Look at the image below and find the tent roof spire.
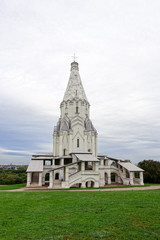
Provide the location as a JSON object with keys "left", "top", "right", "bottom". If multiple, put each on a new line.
{"left": 63, "top": 59, "right": 88, "bottom": 102}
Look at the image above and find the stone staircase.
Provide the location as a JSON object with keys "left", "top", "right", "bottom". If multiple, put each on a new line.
{"left": 68, "top": 171, "right": 82, "bottom": 187}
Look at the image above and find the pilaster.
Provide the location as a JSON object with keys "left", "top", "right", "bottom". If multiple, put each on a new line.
{"left": 38, "top": 172, "right": 43, "bottom": 187}
{"left": 27, "top": 172, "right": 31, "bottom": 187}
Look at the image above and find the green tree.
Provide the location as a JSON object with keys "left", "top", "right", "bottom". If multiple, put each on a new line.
{"left": 138, "top": 160, "right": 160, "bottom": 183}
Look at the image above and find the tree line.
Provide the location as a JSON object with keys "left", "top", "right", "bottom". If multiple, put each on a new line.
{"left": 138, "top": 160, "right": 160, "bottom": 183}
{"left": 0, "top": 168, "right": 27, "bottom": 185}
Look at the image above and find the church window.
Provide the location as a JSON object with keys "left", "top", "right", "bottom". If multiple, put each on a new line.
{"left": 63, "top": 149, "right": 66, "bottom": 156}
{"left": 55, "top": 173, "right": 59, "bottom": 180}
{"left": 55, "top": 159, "right": 60, "bottom": 165}
{"left": 77, "top": 138, "right": 79, "bottom": 148}
{"left": 76, "top": 106, "right": 79, "bottom": 113}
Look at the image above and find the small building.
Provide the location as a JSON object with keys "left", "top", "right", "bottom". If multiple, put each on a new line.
{"left": 27, "top": 60, "right": 144, "bottom": 188}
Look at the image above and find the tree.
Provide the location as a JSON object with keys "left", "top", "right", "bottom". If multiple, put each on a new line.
{"left": 138, "top": 160, "right": 160, "bottom": 183}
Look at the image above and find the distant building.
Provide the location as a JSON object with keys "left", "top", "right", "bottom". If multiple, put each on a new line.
{"left": 0, "top": 164, "right": 27, "bottom": 170}
{"left": 27, "top": 60, "right": 144, "bottom": 188}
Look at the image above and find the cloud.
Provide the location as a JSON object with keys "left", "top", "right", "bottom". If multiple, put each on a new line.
{"left": 0, "top": 0, "right": 160, "bottom": 164}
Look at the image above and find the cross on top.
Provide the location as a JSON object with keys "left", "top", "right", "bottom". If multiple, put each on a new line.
{"left": 72, "top": 53, "right": 77, "bottom": 62}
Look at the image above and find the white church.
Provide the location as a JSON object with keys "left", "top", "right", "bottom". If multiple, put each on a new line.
{"left": 27, "top": 60, "right": 144, "bottom": 188}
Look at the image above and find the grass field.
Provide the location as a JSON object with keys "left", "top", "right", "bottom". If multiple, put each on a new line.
{"left": 1, "top": 183, "right": 160, "bottom": 191}
{"left": 0, "top": 190, "right": 160, "bottom": 240}
{"left": 0, "top": 183, "right": 26, "bottom": 190}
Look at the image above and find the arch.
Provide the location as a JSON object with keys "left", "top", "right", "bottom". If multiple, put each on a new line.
{"left": 111, "top": 172, "right": 118, "bottom": 183}
{"left": 44, "top": 172, "right": 50, "bottom": 186}
{"left": 77, "top": 138, "right": 79, "bottom": 147}
{"left": 85, "top": 178, "right": 96, "bottom": 188}
{"left": 45, "top": 173, "right": 50, "bottom": 181}
{"left": 111, "top": 172, "right": 123, "bottom": 184}
{"left": 104, "top": 172, "right": 108, "bottom": 184}
{"left": 85, "top": 180, "right": 95, "bottom": 188}
{"left": 55, "top": 172, "right": 59, "bottom": 180}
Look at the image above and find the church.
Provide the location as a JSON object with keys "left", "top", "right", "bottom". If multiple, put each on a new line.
{"left": 27, "top": 59, "right": 144, "bottom": 188}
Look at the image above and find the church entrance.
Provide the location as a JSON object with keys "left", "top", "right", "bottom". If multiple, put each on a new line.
{"left": 85, "top": 180, "right": 95, "bottom": 188}
{"left": 111, "top": 172, "right": 118, "bottom": 183}
{"left": 45, "top": 173, "right": 50, "bottom": 186}
{"left": 31, "top": 172, "right": 39, "bottom": 183}
{"left": 111, "top": 172, "right": 123, "bottom": 184}
{"left": 55, "top": 173, "right": 59, "bottom": 180}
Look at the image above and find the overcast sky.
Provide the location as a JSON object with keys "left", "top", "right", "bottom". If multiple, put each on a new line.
{"left": 0, "top": 0, "right": 160, "bottom": 165}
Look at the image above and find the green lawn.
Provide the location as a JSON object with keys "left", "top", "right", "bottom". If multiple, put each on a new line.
{"left": 0, "top": 183, "right": 26, "bottom": 190}
{"left": 0, "top": 190, "right": 160, "bottom": 240}
{"left": 0, "top": 183, "right": 160, "bottom": 191}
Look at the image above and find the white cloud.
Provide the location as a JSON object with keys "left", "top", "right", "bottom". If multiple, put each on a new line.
{"left": 0, "top": 0, "right": 160, "bottom": 164}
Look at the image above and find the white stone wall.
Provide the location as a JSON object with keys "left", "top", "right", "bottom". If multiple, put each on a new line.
{"left": 53, "top": 61, "right": 97, "bottom": 157}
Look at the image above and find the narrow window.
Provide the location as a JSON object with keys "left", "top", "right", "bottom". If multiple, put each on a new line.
{"left": 63, "top": 149, "right": 66, "bottom": 156}
{"left": 76, "top": 90, "right": 77, "bottom": 95}
{"left": 55, "top": 173, "right": 59, "bottom": 180}
{"left": 77, "top": 138, "right": 79, "bottom": 148}
{"left": 76, "top": 106, "right": 78, "bottom": 113}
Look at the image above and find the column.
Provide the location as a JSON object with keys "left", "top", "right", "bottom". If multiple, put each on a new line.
{"left": 81, "top": 162, "right": 85, "bottom": 171}
{"left": 60, "top": 158, "right": 64, "bottom": 166}
{"left": 81, "top": 182, "right": 86, "bottom": 188}
{"left": 140, "top": 172, "right": 144, "bottom": 185}
{"left": 92, "top": 134, "right": 95, "bottom": 156}
{"left": 49, "top": 171, "right": 53, "bottom": 188}
{"left": 53, "top": 133, "right": 57, "bottom": 156}
{"left": 130, "top": 172, "right": 134, "bottom": 185}
{"left": 52, "top": 159, "right": 55, "bottom": 166}
{"left": 100, "top": 159, "right": 103, "bottom": 166}
{"left": 59, "top": 133, "right": 63, "bottom": 156}
{"left": 84, "top": 133, "right": 87, "bottom": 152}
{"left": 108, "top": 172, "right": 111, "bottom": 184}
{"left": 95, "top": 134, "right": 97, "bottom": 156}
{"left": 38, "top": 172, "right": 43, "bottom": 187}
{"left": 95, "top": 162, "right": 99, "bottom": 171}
{"left": 69, "top": 132, "right": 73, "bottom": 154}
{"left": 27, "top": 172, "right": 31, "bottom": 187}
{"left": 64, "top": 167, "right": 69, "bottom": 182}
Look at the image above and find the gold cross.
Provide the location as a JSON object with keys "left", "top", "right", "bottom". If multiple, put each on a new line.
{"left": 72, "top": 53, "right": 77, "bottom": 62}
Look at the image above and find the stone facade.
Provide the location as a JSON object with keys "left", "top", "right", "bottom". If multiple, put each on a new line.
{"left": 27, "top": 61, "right": 144, "bottom": 188}
{"left": 53, "top": 61, "right": 97, "bottom": 157}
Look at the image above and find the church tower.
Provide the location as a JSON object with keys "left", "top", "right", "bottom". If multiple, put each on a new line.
{"left": 53, "top": 60, "right": 97, "bottom": 157}
{"left": 27, "top": 59, "right": 144, "bottom": 188}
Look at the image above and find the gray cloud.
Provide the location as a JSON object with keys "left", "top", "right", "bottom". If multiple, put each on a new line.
{"left": 0, "top": 0, "right": 160, "bottom": 164}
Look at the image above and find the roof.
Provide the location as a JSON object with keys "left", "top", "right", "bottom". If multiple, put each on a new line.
{"left": 63, "top": 62, "right": 88, "bottom": 102}
{"left": 75, "top": 153, "right": 99, "bottom": 162}
{"left": 119, "top": 162, "right": 144, "bottom": 172}
{"left": 32, "top": 157, "right": 53, "bottom": 160}
{"left": 27, "top": 160, "right": 43, "bottom": 172}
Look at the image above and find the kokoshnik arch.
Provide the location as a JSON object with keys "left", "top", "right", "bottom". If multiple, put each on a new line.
{"left": 27, "top": 60, "right": 144, "bottom": 188}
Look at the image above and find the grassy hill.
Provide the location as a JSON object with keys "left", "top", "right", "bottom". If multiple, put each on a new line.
{"left": 0, "top": 190, "right": 160, "bottom": 240}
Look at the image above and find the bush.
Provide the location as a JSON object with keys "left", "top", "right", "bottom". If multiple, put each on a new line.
{"left": 0, "top": 168, "right": 27, "bottom": 185}
{"left": 138, "top": 160, "right": 160, "bottom": 183}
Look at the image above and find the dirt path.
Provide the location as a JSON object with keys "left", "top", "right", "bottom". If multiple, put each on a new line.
{"left": 1, "top": 185, "right": 160, "bottom": 192}
{"left": 69, "top": 185, "right": 160, "bottom": 192}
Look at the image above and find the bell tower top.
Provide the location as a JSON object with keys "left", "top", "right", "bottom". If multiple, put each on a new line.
{"left": 63, "top": 60, "right": 88, "bottom": 102}
{"left": 70, "top": 61, "right": 79, "bottom": 71}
